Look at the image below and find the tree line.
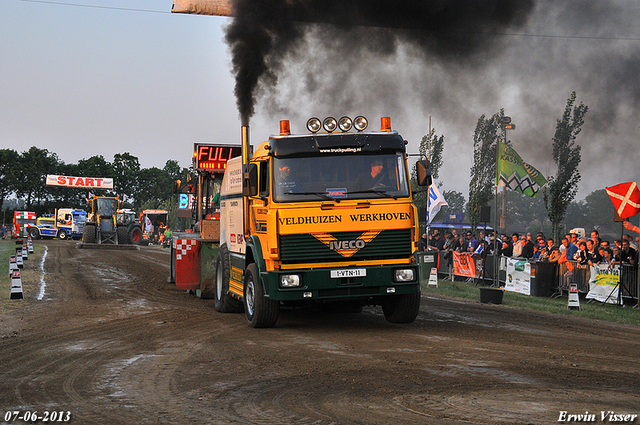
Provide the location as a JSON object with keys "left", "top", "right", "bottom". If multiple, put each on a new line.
{"left": 413, "top": 91, "right": 624, "bottom": 240}
{"left": 0, "top": 147, "right": 190, "bottom": 222}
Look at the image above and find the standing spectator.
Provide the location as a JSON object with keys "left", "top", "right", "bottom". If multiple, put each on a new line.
{"left": 465, "top": 232, "right": 478, "bottom": 252}
{"left": 522, "top": 236, "right": 535, "bottom": 259}
{"left": 624, "top": 234, "right": 638, "bottom": 250}
{"left": 1, "top": 224, "right": 5, "bottom": 239}
{"left": 590, "top": 230, "right": 602, "bottom": 249}
{"left": 500, "top": 234, "right": 513, "bottom": 257}
{"left": 612, "top": 246, "right": 622, "bottom": 264}
{"left": 430, "top": 231, "right": 446, "bottom": 251}
{"left": 601, "top": 248, "right": 614, "bottom": 265}
{"left": 620, "top": 240, "right": 637, "bottom": 266}
{"left": 418, "top": 233, "right": 428, "bottom": 251}
{"left": 586, "top": 239, "right": 602, "bottom": 266}
{"left": 573, "top": 241, "right": 589, "bottom": 266}
{"left": 560, "top": 237, "right": 579, "bottom": 259}
{"left": 512, "top": 233, "right": 523, "bottom": 257}
{"left": 547, "top": 238, "right": 556, "bottom": 251}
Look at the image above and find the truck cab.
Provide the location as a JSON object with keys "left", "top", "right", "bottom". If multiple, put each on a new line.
{"left": 218, "top": 116, "right": 422, "bottom": 327}
{"left": 56, "top": 208, "right": 87, "bottom": 240}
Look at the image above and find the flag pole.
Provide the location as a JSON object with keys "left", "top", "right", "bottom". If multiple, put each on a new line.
{"left": 493, "top": 131, "right": 501, "bottom": 288}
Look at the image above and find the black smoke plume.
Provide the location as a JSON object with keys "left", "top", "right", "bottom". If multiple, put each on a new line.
{"left": 224, "top": 0, "right": 535, "bottom": 125}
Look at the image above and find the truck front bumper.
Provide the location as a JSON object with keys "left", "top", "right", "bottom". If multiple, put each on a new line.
{"left": 264, "top": 263, "right": 419, "bottom": 301}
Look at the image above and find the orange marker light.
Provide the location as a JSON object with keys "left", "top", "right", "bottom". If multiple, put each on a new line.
{"left": 280, "top": 120, "right": 291, "bottom": 135}
{"left": 381, "top": 117, "right": 392, "bottom": 132}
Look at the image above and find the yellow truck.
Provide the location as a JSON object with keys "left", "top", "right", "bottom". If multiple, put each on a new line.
{"left": 216, "top": 116, "right": 424, "bottom": 327}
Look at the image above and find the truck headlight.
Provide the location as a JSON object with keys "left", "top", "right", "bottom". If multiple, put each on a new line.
{"left": 280, "top": 274, "right": 301, "bottom": 288}
{"left": 394, "top": 268, "right": 415, "bottom": 282}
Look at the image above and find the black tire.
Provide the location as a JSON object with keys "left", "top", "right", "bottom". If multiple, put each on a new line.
{"left": 83, "top": 223, "right": 97, "bottom": 244}
{"left": 244, "top": 263, "right": 279, "bottom": 328}
{"left": 213, "top": 245, "right": 243, "bottom": 312}
{"left": 57, "top": 229, "right": 68, "bottom": 240}
{"left": 382, "top": 291, "right": 421, "bottom": 324}
{"left": 117, "top": 225, "right": 129, "bottom": 245}
{"left": 29, "top": 228, "right": 40, "bottom": 239}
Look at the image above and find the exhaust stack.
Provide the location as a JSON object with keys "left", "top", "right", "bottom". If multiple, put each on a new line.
{"left": 241, "top": 125, "right": 251, "bottom": 237}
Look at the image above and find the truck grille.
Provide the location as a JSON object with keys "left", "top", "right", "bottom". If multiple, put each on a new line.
{"left": 279, "top": 229, "right": 412, "bottom": 264}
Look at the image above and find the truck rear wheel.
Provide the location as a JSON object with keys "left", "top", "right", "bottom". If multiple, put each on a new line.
{"left": 382, "top": 291, "right": 421, "bottom": 324}
{"left": 244, "top": 263, "right": 279, "bottom": 328}
{"left": 214, "top": 245, "right": 243, "bottom": 312}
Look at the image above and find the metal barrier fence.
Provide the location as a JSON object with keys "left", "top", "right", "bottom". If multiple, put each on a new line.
{"left": 435, "top": 250, "right": 639, "bottom": 302}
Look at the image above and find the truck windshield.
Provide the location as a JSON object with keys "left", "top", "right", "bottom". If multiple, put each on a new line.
{"left": 73, "top": 213, "right": 87, "bottom": 223}
{"left": 273, "top": 153, "right": 410, "bottom": 202}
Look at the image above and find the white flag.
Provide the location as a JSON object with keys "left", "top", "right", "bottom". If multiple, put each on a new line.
{"left": 427, "top": 186, "right": 448, "bottom": 225}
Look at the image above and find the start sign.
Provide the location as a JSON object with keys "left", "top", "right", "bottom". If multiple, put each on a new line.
{"left": 46, "top": 175, "right": 114, "bottom": 189}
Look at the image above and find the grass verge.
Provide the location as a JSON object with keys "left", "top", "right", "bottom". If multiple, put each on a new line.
{"left": 423, "top": 278, "right": 640, "bottom": 327}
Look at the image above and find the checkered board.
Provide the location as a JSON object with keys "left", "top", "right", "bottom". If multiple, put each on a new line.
{"left": 175, "top": 239, "right": 198, "bottom": 261}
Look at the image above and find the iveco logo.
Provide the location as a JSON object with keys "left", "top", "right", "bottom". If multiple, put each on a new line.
{"left": 312, "top": 231, "right": 381, "bottom": 258}
{"left": 329, "top": 239, "right": 366, "bottom": 251}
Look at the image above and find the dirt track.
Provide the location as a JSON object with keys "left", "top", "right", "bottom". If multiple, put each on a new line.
{"left": 1, "top": 239, "right": 639, "bottom": 425}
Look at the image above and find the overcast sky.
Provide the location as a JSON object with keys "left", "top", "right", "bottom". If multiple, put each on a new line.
{"left": 2, "top": 0, "right": 639, "bottom": 201}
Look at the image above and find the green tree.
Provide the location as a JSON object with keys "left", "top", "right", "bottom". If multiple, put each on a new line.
{"left": 0, "top": 149, "right": 19, "bottom": 212}
{"left": 16, "top": 147, "right": 60, "bottom": 211}
{"left": 413, "top": 128, "right": 445, "bottom": 226}
{"left": 543, "top": 92, "right": 587, "bottom": 242}
{"left": 433, "top": 190, "right": 466, "bottom": 222}
{"left": 468, "top": 110, "right": 503, "bottom": 231}
{"left": 113, "top": 153, "right": 141, "bottom": 203}
{"left": 136, "top": 166, "right": 172, "bottom": 209}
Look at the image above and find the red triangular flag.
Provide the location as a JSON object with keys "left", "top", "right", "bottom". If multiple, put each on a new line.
{"left": 606, "top": 182, "right": 640, "bottom": 219}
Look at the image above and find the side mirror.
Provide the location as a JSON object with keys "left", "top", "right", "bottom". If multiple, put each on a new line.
{"left": 416, "top": 160, "right": 432, "bottom": 186}
{"left": 243, "top": 163, "right": 258, "bottom": 197}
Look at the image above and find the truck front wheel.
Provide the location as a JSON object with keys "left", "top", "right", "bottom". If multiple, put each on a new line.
{"left": 243, "top": 263, "right": 279, "bottom": 328}
{"left": 382, "top": 291, "right": 421, "bottom": 324}
{"left": 29, "top": 228, "right": 40, "bottom": 239}
{"left": 214, "top": 245, "right": 243, "bottom": 312}
{"left": 57, "top": 229, "right": 68, "bottom": 240}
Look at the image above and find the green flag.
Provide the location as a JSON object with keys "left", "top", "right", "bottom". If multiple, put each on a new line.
{"left": 496, "top": 141, "right": 547, "bottom": 197}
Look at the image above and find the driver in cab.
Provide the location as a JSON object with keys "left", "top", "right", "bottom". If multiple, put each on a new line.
{"left": 276, "top": 164, "right": 300, "bottom": 197}
{"left": 358, "top": 159, "right": 390, "bottom": 190}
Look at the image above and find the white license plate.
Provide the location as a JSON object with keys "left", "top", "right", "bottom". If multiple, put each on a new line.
{"left": 330, "top": 268, "right": 367, "bottom": 278}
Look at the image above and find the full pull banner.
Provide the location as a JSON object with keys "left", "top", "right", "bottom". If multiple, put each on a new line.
{"left": 46, "top": 175, "right": 114, "bottom": 189}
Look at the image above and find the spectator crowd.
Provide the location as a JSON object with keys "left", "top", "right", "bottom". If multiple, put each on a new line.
{"left": 420, "top": 224, "right": 640, "bottom": 269}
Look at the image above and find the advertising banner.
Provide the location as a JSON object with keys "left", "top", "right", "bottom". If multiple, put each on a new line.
{"left": 452, "top": 252, "right": 482, "bottom": 279}
{"left": 586, "top": 264, "right": 620, "bottom": 304}
{"left": 505, "top": 258, "right": 531, "bottom": 295}
{"left": 46, "top": 175, "right": 113, "bottom": 189}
